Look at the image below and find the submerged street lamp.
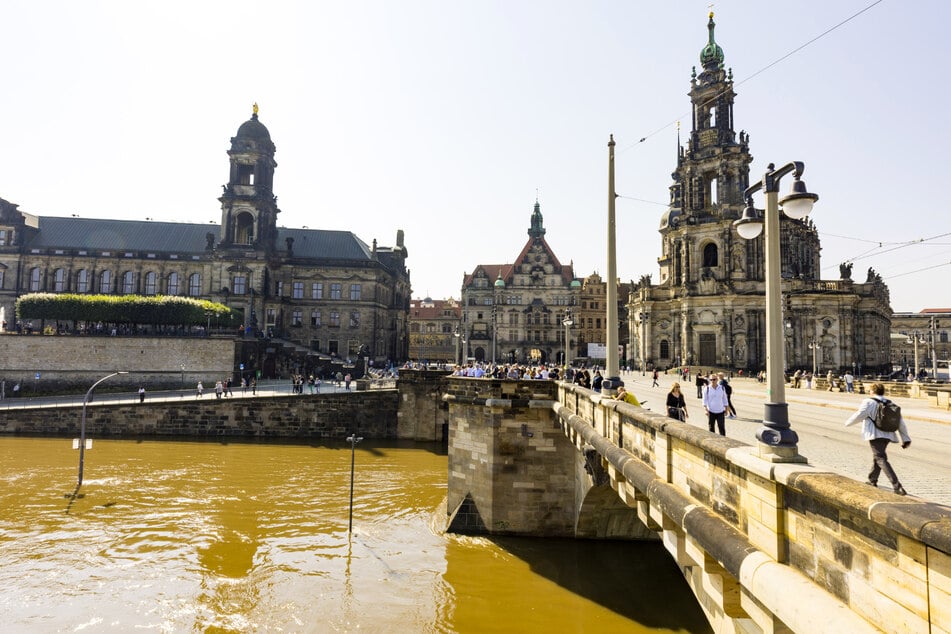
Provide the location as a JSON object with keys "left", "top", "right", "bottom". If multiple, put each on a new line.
{"left": 76, "top": 371, "right": 128, "bottom": 489}
{"left": 734, "top": 161, "right": 818, "bottom": 462}
{"left": 346, "top": 433, "right": 363, "bottom": 533}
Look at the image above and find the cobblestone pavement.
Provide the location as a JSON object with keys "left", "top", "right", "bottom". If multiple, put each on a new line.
{"left": 619, "top": 371, "right": 951, "bottom": 507}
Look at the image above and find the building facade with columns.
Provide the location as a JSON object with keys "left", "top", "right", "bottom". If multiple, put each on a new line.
{"left": 627, "top": 15, "right": 892, "bottom": 375}
{"left": 461, "top": 201, "right": 580, "bottom": 365}
{"left": 0, "top": 108, "right": 411, "bottom": 367}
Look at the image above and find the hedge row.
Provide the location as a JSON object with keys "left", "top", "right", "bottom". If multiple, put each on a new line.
{"left": 15, "top": 293, "right": 235, "bottom": 326}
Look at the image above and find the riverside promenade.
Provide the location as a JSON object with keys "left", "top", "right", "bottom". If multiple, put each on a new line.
{"left": 619, "top": 370, "right": 951, "bottom": 506}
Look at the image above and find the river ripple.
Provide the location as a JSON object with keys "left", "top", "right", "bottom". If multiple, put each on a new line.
{"left": 0, "top": 437, "right": 710, "bottom": 633}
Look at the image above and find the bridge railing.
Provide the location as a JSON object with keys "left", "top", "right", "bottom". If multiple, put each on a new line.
{"left": 555, "top": 381, "right": 951, "bottom": 634}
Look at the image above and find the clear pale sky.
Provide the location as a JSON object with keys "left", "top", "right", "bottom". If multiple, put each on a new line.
{"left": 2, "top": 1, "right": 946, "bottom": 313}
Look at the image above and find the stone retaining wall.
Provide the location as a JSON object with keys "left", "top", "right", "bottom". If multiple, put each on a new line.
{"left": 0, "top": 391, "right": 398, "bottom": 439}
{"left": 0, "top": 334, "right": 236, "bottom": 391}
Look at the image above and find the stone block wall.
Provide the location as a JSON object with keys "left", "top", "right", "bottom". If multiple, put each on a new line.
{"left": 444, "top": 377, "right": 577, "bottom": 537}
{"left": 0, "top": 391, "right": 398, "bottom": 439}
{"left": 0, "top": 334, "right": 235, "bottom": 391}
{"left": 395, "top": 368, "right": 452, "bottom": 440}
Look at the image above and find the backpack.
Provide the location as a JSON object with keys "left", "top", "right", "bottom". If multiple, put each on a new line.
{"left": 873, "top": 398, "right": 902, "bottom": 432}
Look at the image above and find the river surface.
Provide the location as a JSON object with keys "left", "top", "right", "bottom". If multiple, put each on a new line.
{"left": 0, "top": 437, "right": 710, "bottom": 633}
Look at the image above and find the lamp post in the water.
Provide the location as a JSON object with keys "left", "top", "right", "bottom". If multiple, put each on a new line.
{"left": 77, "top": 371, "right": 128, "bottom": 488}
{"left": 346, "top": 433, "right": 363, "bottom": 533}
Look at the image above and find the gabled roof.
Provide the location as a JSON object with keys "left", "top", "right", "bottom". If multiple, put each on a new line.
{"left": 462, "top": 263, "right": 514, "bottom": 288}
{"left": 509, "top": 236, "right": 575, "bottom": 285}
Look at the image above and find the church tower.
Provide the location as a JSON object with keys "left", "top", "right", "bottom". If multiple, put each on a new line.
{"left": 218, "top": 104, "right": 280, "bottom": 252}
{"left": 629, "top": 13, "right": 889, "bottom": 375}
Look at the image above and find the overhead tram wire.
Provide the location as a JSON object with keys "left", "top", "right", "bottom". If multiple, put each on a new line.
{"left": 617, "top": 0, "right": 886, "bottom": 154}
{"left": 836, "top": 232, "right": 951, "bottom": 266}
{"left": 886, "top": 260, "right": 951, "bottom": 280}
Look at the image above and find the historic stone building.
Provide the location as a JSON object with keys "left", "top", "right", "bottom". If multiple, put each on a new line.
{"left": 0, "top": 107, "right": 411, "bottom": 370}
{"left": 461, "top": 200, "right": 580, "bottom": 365}
{"left": 628, "top": 15, "right": 892, "bottom": 375}
{"left": 576, "top": 272, "right": 631, "bottom": 366}
{"left": 891, "top": 309, "right": 951, "bottom": 378}
{"left": 408, "top": 296, "right": 462, "bottom": 364}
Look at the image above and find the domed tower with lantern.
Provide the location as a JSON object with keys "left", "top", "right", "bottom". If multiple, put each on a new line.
{"left": 218, "top": 103, "right": 280, "bottom": 253}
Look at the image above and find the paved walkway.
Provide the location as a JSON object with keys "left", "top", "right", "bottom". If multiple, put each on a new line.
{"left": 619, "top": 371, "right": 951, "bottom": 507}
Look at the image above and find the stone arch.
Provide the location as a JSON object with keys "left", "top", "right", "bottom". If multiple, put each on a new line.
{"left": 575, "top": 483, "right": 656, "bottom": 540}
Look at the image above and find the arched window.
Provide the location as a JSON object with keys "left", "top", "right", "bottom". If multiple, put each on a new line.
{"left": 122, "top": 271, "right": 135, "bottom": 294}
{"left": 167, "top": 272, "right": 180, "bottom": 295}
{"left": 29, "top": 267, "right": 41, "bottom": 292}
{"left": 144, "top": 272, "right": 157, "bottom": 295}
{"left": 660, "top": 339, "right": 670, "bottom": 359}
{"left": 188, "top": 273, "right": 202, "bottom": 296}
{"left": 53, "top": 268, "right": 66, "bottom": 292}
{"left": 99, "top": 270, "right": 112, "bottom": 294}
{"left": 235, "top": 212, "right": 255, "bottom": 245}
{"left": 702, "top": 243, "right": 719, "bottom": 268}
{"left": 76, "top": 269, "right": 89, "bottom": 293}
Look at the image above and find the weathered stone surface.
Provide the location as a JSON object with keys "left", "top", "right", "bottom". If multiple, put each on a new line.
{"left": 0, "top": 391, "right": 398, "bottom": 438}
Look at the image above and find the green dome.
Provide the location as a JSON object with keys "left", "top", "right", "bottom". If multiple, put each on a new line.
{"left": 570, "top": 280, "right": 581, "bottom": 288}
{"left": 494, "top": 276, "right": 506, "bottom": 288}
{"left": 699, "top": 12, "right": 724, "bottom": 70}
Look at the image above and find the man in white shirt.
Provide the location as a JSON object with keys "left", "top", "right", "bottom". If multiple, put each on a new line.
{"left": 701, "top": 375, "right": 730, "bottom": 436}
{"left": 845, "top": 382, "right": 911, "bottom": 495}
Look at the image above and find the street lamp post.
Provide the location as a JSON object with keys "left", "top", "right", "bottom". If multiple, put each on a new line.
{"left": 808, "top": 339, "right": 819, "bottom": 379}
{"left": 907, "top": 331, "right": 924, "bottom": 380}
{"left": 562, "top": 309, "right": 574, "bottom": 370}
{"left": 453, "top": 327, "right": 461, "bottom": 366}
{"left": 346, "top": 432, "right": 363, "bottom": 533}
{"left": 734, "top": 161, "right": 818, "bottom": 462}
{"left": 930, "top": 316, "right": 939, "bottom": 380}
{"left": 604, "top": 135, "right": 620, "bottom": 391}
{"left": 77, "top": 371, "right": 128, "bottom": 489}
{"left": 638, "top": 312, "right": 649, "bottom": 376}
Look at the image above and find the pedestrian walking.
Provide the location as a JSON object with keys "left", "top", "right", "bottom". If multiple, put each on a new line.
{"left": 702, "top": 375, "right": 729, "bottom": 436}
{"left": 718, "top": 372, "right": 737, "bottom": 418}
{"left": 844, "top": 383, "right": 911, "bottom": 495}
{"left": 695, "top": 371, "right": 708, "bottom": 399}
{"left": 196, "top": 381, "right": 204, "bottom": 398}
{"left": 250, "top": 377, "right": 256, "bottom": 395}
{"left": 844, "top": 371, "right": 855, "bottom": 393}
{"left": 138, "top": 386, "right": 146, "bottom": 403}
{"left": 652, "top": 369, "right": 660, "bottom": 388}
{"left": 666, "top": 382, "right": 687, "bottom": 421}
{"left": 344, "top": 373, "right": 352, "bottom": 391}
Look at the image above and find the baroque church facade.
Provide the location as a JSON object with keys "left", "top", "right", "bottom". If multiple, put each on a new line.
{"left": 461, "top": 200, "right": 579, "bottom": 365}
{"left": 628, "top": 15, "right": 892, "bottom": 375}
{"left": 0, "top": 107, "right": 411, "bottom": 367}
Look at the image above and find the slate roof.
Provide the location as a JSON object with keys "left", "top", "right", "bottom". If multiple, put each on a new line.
{"left": 24, "top": 216, "right": 375, "bottom": 262}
